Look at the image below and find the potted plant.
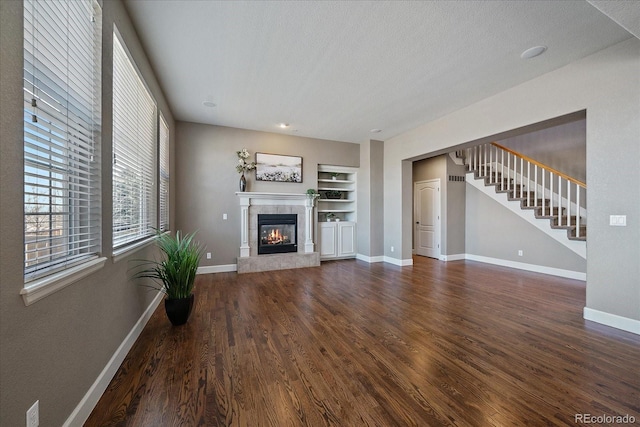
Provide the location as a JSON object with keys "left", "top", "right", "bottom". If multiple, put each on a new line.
{"left": 306, "top": 188, "right": 319, "bottom": 198}
{"left": 326, "top": 213, "right": 336, "bottom": 222}
{"left": 325, "top": 190, "right": 342, "bottom": 199}
{"left": 132, "top": 230, "right": 205, "bottom": 326}
{"left": 330, "top": 172, "right": 340, "bottom": 180}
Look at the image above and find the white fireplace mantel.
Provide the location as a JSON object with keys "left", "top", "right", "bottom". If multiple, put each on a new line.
{"left": 235, "top": 192, "right": 317, "bottom": 257}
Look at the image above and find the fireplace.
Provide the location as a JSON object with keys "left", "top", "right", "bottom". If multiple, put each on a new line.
{"left": 258, "top": 214, "right": 298, "bottom": 254}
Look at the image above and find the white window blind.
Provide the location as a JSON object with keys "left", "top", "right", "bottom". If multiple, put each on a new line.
{"left": 23, "top": 0, "right": 102, "bottom": 280}
{"left": 112, "top": 33, "right": 157, "bottom": 248}
{"left": 159, "top": 115, "right": 170, "bottom": 232}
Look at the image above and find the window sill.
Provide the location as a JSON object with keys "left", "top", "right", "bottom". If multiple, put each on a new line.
{"left": 21, "top": 257, "right": 107, "bottom": 306}
{"left": 112, "top": 234, "right": 160, "bottom": 263}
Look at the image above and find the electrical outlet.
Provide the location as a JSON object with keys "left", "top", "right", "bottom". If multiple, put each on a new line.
{"left": 206, "top": 252, "right": 212, "bottom": 260}
{"left": 518, "top": 250, "right": 523, "bottom": 256}
{"left": 26, "top": 400, "right": 39, "bottom": 427}
{"left": 223, "top": 213, "right": 228, "bottom": 220}
{"left": 390, "top": 246, "right": 394, "bottom": 253}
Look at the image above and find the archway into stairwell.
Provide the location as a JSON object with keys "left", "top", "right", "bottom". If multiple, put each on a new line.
{"left": 407, "top": 110, "right": 587, "bottom": 272}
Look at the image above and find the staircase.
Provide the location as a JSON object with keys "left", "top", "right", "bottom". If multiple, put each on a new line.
{"left": 461, "top": 142, "right": 587, "bottom": 244}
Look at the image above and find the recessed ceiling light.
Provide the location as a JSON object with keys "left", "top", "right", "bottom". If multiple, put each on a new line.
{"left": 279, "top": 123, "right": 289, "bottom": 128}
{"left": 202, "top": 101, "right": 216, "bottom": 107}
{"left": 370, "top": 129, "right": 382, "bottom": 133}
{"left": 520, "top": 46, "right": 547, "bottom": 59}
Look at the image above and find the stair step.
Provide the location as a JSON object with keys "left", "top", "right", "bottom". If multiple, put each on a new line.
{"left": 551, "top": 216, "right": 582, "bottom": 227}
{"left": 521, "top": 199, "right": 550, "bottom": 208}
{"left": 472, "top": 166, "right": 586, "bottom": 242}
{"left": 569, "top": 226, "right": 587, "bottom": 241}
{"left": 536, "top": 206, "right": 566, "bottom": 216}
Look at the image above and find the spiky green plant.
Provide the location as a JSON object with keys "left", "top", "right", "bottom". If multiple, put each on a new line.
{"left": 131, "top": 230, "right": 205, "bottom": 300}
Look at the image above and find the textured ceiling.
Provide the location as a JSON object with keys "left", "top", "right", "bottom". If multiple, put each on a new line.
{"left": 123, "top": 1, "right": 633, "bottom": 144}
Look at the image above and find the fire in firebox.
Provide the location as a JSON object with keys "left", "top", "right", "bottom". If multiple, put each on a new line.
{"left": 261, "top": 228, "right": 291, "bottom": 245}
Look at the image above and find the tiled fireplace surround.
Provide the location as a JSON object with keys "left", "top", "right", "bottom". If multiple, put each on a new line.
{"left": 235, "top": 192, "right": 320, "bottom": 273}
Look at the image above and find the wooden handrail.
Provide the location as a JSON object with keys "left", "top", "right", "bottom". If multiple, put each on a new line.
{"left": 491, "top": 142, "right": 586, "bottom": 188}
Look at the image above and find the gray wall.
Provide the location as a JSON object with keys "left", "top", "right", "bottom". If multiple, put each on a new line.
{"left": 174, "top": 122, "right": 359, "bottom": 266}
{"left": 0, "top": 1, "right": 175, "bottom": 425}
{"left": 384, "top": 38, "right": 640, "bottom": 323}
{"left": 356, "top": 139, "right": 384, "bottom": 259}
{"left": 446, "top": 155, "right": 467, "bottom": 255}
{"left": 465, "top": 185, "right": 586, "bottom": 272}
{"left": 499, "top": 117, "right": 586, "bottom": 183}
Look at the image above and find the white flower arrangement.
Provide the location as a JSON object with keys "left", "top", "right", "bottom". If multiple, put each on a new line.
{"left": 235, "top": 148, "right": 256, "bottom": 174}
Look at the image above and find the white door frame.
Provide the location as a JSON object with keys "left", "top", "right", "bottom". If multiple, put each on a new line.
{"left": 414, "top": 179, "right": 441, "bottom": 259}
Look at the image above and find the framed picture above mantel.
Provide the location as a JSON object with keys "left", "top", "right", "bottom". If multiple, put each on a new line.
{"left": 255, "top": 152, "right": 303, "bottom": 183}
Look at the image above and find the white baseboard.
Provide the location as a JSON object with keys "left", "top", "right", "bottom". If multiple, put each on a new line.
{"left": 465, "top": 254, "right": 586, "bottom": 281}
{"left": 356, "top": 254, "right": 385, "bottom": 263}
{"left": 197, "top": 264, "right": 237, "bottom": 274}
{"left": 63, "top": 291, "right": 164, "bottom": 427}
{"left": 584, "top": 307, "right": 640, "bottom": 335}
{"left": 441, "top": 253, "right": 466, "bottom": 261}
{"left": 383, "top": 256, "right": 414, "bottom": 266}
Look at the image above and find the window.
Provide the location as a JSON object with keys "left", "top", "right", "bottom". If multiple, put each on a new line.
{"left": 159, "top": 115, "right": 170, "bottom": 232}
{"left": 23, "top": 0, "right": 102, "bottom": 281}
{"left": 112, "top": 32, "right": 157, "bottom": 249}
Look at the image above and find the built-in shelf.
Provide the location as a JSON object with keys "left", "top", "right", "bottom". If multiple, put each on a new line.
{"left": 317, "top": 165, "right": 357, "bottom": 260}
{"left": 318, "top": 179, "right": 355, "bottom": 184}
{"left": 317, "top": 187, "right": 355, "bottom": 192}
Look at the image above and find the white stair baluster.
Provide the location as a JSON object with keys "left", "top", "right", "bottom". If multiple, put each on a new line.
{"left": 520, "top": 157, "right": 524, "bottom": 198}
{"left": 549, "top": 172, "right": 554, "bottom": 217}
{"left": 567, "top": 179, "right": 571, "bottom": 227}
{"left": 501, "top": 149, "right": 504, "bottom": 191}
{"left": 534, "top": 164, "right": 538, "bottom": 208}
{"left": 507, "top": 152, "right": 511, "bottom": 192}
{"left": 576, "top": 185, "right": 581, "bottom": 238}
{"left": 558, "top": 176, "right": 563, "bottom": 226}
{"left": 527, "top": 161, "right": 531, "bottom": 206}
{"left": 541, "top": 168, "right": 545, "bottom": 213}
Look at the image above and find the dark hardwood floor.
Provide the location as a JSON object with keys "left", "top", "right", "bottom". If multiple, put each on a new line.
{"left": 85, "top": 257, "right": 640, "bottom": 426}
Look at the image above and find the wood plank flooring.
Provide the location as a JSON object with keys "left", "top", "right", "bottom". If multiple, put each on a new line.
{"left": 85, "top": 257, "right": 640, "bottom": 426}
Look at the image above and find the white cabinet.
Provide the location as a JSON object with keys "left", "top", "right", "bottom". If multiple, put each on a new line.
{"left": 319, "top": 221, "right": 356, "bottom": 260}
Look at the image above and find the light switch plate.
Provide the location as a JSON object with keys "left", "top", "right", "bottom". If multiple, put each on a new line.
{"left": 609, "top": 215, "right": 627, "bottom": 226}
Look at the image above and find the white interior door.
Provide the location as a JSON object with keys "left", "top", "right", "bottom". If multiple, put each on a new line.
{"left": 414, "top": 179, "right": 440, "bottom": 259}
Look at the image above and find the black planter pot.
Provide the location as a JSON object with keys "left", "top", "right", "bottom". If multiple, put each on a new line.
{"left": 164, "top": 294, "right": 194, "bottom": 326}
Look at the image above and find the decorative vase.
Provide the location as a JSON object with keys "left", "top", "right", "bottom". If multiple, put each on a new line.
{"left": 239, "top": 173, "right": 247, "bottom": 192}
{"left": 165, "top": 294, "right": 194, "bottom": 326}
